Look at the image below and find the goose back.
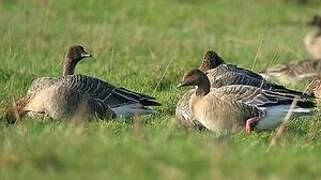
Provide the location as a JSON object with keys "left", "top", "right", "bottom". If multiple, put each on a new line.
{"left": 23, "top": 77, "right": 116, "bottom": 120}
{"left": 206, "top": 65, "right": 309, "bottom": 97}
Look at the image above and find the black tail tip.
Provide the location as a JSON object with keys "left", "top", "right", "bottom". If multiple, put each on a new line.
{"left": 142, "top": 101, "right": 161, "bottom": 106}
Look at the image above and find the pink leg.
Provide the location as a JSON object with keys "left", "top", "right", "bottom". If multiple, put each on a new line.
{"left": 245, "top": 117, "right": 260, "bottom": 133}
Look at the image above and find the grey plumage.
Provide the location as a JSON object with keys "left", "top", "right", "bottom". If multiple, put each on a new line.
{"left": 7, "top": 46, "right": 160, "bottom": 122}
{"left": 204, "top": 59, "right": 307, "bottom": 96}
{"left": 23, "top": 76, "right": 116, "bottom": 119}
{"left": 260, "top": 59, "right": 321, "bottom": 83}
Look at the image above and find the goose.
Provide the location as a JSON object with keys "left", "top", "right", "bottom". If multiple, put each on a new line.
{"left": 177, "top": 69, "right": 315, "bottom": 133}
{"left": 6, "top": 46, "right": 160, "bottom": 122}
{"left": 175, "top": 50, "right": 313, "bottom": 128}
{"left": 304, "top": 15, "right": 321, "bottom": 58}
{"left": 259, "top": 59, "right": 321, "bottom": 84}
{"left": 200, "top": 50, "right": 308, "bottom": 96}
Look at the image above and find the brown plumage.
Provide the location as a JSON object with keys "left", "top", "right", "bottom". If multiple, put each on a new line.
{"left": 177, "top": 69, "right": 315, "bottom": 133}
{"left": 198, "top": 50, "right": 225, "bottom": 72}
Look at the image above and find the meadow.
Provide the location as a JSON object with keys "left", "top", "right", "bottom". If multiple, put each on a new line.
{"left": 1, "top": 0, "right": 321, "bottom": 179}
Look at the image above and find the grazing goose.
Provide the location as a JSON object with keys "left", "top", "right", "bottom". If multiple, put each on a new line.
{"left": 259, "top": 59, "right": 321, "bottom": 84}
{"left": 304, "top": 15, "right": 321, "bottom": 58}
{"left": 6, "top": 46, "right": 160, "bottom": 122}
{"left": 177, "top": 69, "right": 315, "bottom": 133}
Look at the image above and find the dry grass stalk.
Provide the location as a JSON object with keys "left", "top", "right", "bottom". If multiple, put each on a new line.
{"left": 268, "top": 98, "right": 298, "bottom": 150}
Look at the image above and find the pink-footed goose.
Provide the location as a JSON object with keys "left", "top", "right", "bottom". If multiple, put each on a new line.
{"left": 6, "top": 46, "right": 160, "bottom": 122}
{"left": 177, "top": 69, "right": 315, "bottom": 133}
{"left": 304, "top": 15, "right": 321, "bottom": 58}
{"left": 259, "top": 59, "right": 321, "bottom": 84}
{"left": 200, "top": 51, "right": 308, "bottom": 96}
{"left": 175, "top": 50, "right": 313, "bottom": 128}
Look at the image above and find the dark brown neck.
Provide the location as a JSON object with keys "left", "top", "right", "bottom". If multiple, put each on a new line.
{"left": 195, "top": 76, "right": 211, "bottom": 96}
{"left": 63, "top": 61, "right": 77, "bottom": 76}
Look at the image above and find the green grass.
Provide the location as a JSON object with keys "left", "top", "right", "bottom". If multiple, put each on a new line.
{"left": 1, "top": 0, "right": 321, "bottom": 179}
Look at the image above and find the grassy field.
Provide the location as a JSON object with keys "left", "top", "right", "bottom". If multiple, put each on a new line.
{"left": 1, "top": 0, "right": 321, "bottom": 179}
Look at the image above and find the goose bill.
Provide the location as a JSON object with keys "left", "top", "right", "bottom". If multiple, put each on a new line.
{"left": 81, "top": 52, "right": 92, "bottom": 58}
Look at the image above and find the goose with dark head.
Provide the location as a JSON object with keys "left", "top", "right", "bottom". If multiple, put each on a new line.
{"left": 176, "top": 69, "right": 316, "bottom": 133}
{"left": 6, "top": 45, "right": 160, "bottom": 123}
{"left": 178, "top": 69, "right": 211, "bottom": 96}
{"left": 63, "top": 45, "right": 92, "bottom": 76}
{"left": 198, "top": 50, "right": 225, "bottom": 72}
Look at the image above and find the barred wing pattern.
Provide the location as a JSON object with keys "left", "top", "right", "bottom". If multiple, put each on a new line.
{"left": 206, "top": 65, "right": 309, "bottom": 97}
{"left": 214, "top": 85, "right": 315, "bottom": 108}
{"left": 61, "top": 75, "right": 160, "bottom": 108}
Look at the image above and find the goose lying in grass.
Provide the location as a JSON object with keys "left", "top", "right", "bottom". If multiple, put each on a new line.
{"left": 259, "top": 59, "right": 321, "bottom": 84}
{"left": 177, "top": 69, "right": 315, "bottom": 133}
{"left": 200, "top": 50, "right": 308, "bottom": 96}
{"left": 6, "top": 46, "right": 160, "bottom": 122}
{"left": 176, "top": 50, "right": 313, "bottom": 128}
{"left": 304, "top": 15, "right": 321, "bottom": 58}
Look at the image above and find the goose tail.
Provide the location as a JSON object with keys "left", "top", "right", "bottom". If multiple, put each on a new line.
{"left": 256, "top": 105, "right": 315, "bottom": 131}
{"left": 114, "top": 88, "right": 161, "bottom": 106}
{"left": 111, "top": 103, "right": 157, "bottom": 118}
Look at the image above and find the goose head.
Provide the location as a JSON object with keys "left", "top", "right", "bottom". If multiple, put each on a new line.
{"left": 308, "top": 15, "right": 321, "bottom": 28}
{"left": 198, "top": 50, "right": 225, "bottom": 72}
{"left": 64, "top": 45, "right": 92, "bottom": 64}
{"left": 177, "top": 69, "right": 211, "bottom": 96}
{"left": 63, "top": 45, "right": 92, "bottom": 76}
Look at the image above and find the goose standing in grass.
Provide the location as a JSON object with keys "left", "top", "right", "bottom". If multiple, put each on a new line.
{"left": 259, "top": 59, "right": 321, "bottom": 84}
{"left": 6, "top": 46, "right": 160, "bottom": 122}
{"left": 177, "top": 69, "right": 315, "bottom": 133}
{"left": 304, "top": 15, "right": 321, "bottom": 58}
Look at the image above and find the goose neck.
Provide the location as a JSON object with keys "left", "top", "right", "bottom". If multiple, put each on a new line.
{"left": 195, "top": 79, "right": 210, "bottom": 96}
{"left": 63, "top": 61, "right": 77, "bottom": 76}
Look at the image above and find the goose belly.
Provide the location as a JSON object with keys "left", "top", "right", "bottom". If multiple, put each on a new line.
{"left": 193, "top": 102, "right": 242, "bottom": 132}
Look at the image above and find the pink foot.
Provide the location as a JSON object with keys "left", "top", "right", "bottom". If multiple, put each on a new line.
{"left": 245, "top": 117, "right": 260, "bottom": 133}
